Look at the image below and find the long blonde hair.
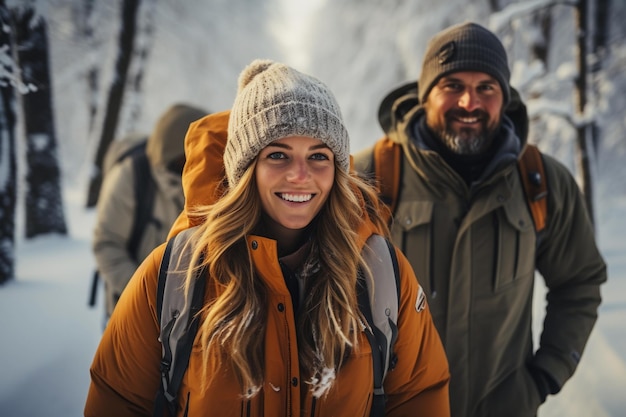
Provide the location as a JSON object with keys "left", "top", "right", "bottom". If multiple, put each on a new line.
{"left": 182, "top": 158, "right": 389, "bottom": 397}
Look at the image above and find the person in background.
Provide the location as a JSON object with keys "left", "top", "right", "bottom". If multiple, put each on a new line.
{"left": 354, "top": 22, "right": 607, "bottom": 417}
{"left": 85, "top": 59, "right": 450, "bottom": 416}
{"left": 92, "top": 103, "right": 207, "bottom": 321}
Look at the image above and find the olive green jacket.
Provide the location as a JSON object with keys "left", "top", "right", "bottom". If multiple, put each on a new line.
{"left": 354, "top": 82, "right": 606, "bottom": 417}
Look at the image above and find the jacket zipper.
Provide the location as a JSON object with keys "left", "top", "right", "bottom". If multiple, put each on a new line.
{"left": 182, "top": 392, "right": 190, "bottom": 417}
{"left": 493, "top": 213, "right": 499, "bottom": 289}
{"left": 514, "top": 229, "right": 520, "bottom": 279}
{"left": 429, "top": 220, "right": 437, "bottom": 298}
{"left": 240, "top": 399, "right": 250, "bottom": 417}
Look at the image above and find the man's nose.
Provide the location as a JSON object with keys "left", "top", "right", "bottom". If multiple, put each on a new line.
{"left": 458, "top": 89, "right": 481, "bottom": 111}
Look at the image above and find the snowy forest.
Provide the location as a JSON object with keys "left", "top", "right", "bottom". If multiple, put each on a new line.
{"left": 0, "top": 0, "right": 625, "bottom": 415}
{"left": 1, "top": 0, "right": 625, "bottom": 283}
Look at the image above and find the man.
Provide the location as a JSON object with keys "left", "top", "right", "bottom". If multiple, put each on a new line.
{"left": 93, "top": 103, "right": 207, "bottom": 322}
{"left": 354, "top": 22, "right": 606, "bottom": 417}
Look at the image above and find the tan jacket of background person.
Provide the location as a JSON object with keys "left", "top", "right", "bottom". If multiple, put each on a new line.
{"left": 92, "top": 103, "right": 207, "bottom": 318}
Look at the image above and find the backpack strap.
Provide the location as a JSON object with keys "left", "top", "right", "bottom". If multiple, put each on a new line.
{"left": 518, "top": 144, "right": 548, "bottom": 233}
{"left": 358, "top": 234, "right": 401, "bottom": 417}
{"left": 154, "top": 227, "right": 205, "bottom": 417}
{"left": 127, "top": 150, "right": 158, "bottom": 262}
{"left": 373, "top": 138, "right": 402, "bottom": 221}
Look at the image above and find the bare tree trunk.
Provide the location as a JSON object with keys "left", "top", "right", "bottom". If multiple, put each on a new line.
{"left": 0, "top": 1, "right": 17, "bottom": 284}
{"left": 118, "top": 0, "right": 156, "bottom": 135}
{"left": 574, "top": 0, "right": 595, "bottom": 228}
{"left": 593, "top": 0, "right": 609, "bottom": 55}
{"left": 12, "top": 6, "right": 67, "bottom": 238}
{"left": 590, "top": 0, "right": 609, "bottom": 153}
{"left": 85, "top": 0, "right": 140, "bottom": 208}
{"left": 531, "top": 10, "right": 552, "bottom": 65}
{"left": 77, "top": 0, "right": 99, "bottom": 134}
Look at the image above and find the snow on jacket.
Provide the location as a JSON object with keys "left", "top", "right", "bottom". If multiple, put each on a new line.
{"left": 85, "top": 111, "right": 451, "bottom": 417}
{"left": 92, "top": 104, "right": 207, "bottom": 317}
{"left": 353, "top": 83, "right": 607, "bottom": 417}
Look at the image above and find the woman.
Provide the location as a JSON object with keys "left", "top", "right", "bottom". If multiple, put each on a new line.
{"left": 85, "top": 59, "right": 450, "bottom": 417}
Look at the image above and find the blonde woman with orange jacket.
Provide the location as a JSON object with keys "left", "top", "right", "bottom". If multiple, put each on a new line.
{"left": 85, "top": 59, "right": 450, "bottom": 417}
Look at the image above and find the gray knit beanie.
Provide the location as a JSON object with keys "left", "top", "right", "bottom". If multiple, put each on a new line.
{"left": 225, "top": 59, "right": 350, "bottom": 188}
{"left": 418, "top": 22, "right": 511, "bottom": 105}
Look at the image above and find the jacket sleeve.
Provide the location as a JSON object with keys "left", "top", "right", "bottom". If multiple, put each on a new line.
{"left": 84, "top": 244, "right": 166, "bottom": 417}
{"left": 384, "top": 247, "right": 450, "bottom": 417}
{"left": 533, "top": 154, "right": 607, "bottom": 392}
{"left": 92, "top": 160, "right": 141, "bottom": 296}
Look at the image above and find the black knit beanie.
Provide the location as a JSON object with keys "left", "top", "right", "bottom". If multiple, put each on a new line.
{"left": 418, "top": 22, "right": 511, "bottom": 105}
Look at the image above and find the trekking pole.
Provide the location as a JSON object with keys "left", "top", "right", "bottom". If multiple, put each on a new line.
{"left": 88, "top": 270, "right": 99, "bottom": 307}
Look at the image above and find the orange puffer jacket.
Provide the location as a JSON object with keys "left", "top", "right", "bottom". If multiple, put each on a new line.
{"left": 84, "top": 111, "right": 450, "bottom": 417}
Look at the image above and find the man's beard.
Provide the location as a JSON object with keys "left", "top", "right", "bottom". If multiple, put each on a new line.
{"left": 433, "top": 109, "right": 500, "bottom": 155}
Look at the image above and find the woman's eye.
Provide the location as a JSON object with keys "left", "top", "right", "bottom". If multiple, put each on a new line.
{"left": 310, "top": 153, "right": 330, "bottom": 161}
{"left": 267, "top": 152, "right": 286, "bottom": 160}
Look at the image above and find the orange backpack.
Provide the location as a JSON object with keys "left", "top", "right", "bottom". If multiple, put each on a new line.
{"left": 372, "top": 138, "right": 548, "bottom": 233}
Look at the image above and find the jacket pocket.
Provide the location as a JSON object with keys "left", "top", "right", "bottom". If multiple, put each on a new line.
{"left": 474, "top": 366, "right": 542, "bottom": 417}
{"left": 391, "top": 201, "right": 434, "bottom": 293}
{"left": 311, "top": 334, "right": 372, "bottom": 417}
{"left": 493, "top": 199, "right": 536, "bottom": 292}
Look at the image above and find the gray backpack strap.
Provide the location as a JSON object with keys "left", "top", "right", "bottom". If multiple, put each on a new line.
{"left": 154, "top": 226, "right": 204, "bottom": 417}
{"left": 362, "top": 233, "right": 400, "bottom": 382}
{"left": 359, "top": 234, "right": 401, "bottom": 417}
